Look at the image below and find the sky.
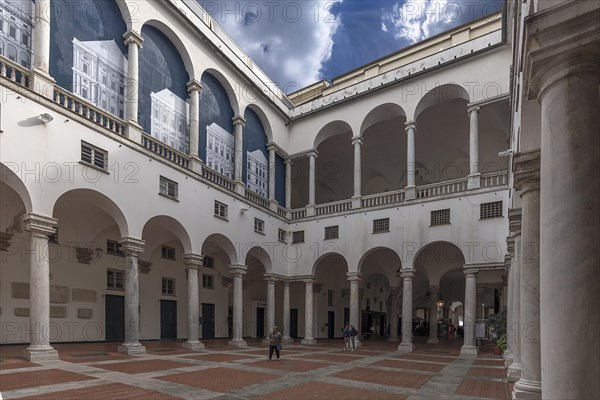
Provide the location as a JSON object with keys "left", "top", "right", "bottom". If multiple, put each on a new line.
{"left": 198, "top": 0, "right": 504, "bottom": 93}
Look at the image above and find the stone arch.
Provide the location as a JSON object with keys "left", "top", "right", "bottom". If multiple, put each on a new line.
{"left": 312, "top": 252, "right": 349, "bottom": 276}
{"left": 0, "top": 162, "right": 32, "bottom": 213}
{"left": 201, "top": 68, "right": 240, "bottom": 116}
{"left": 244, "top": 245, "right": 273, "bottom": 273}
{"left": 313, "top": 120, "right": 353, "bottom": 149}
{"left": 142, "top": 19, "right": 196, "bottom": 80}
{"left": 357, "top": 246, "right": 402, "bottom": 284}
{"left": 244, "top": 104, "right": 273, "bottom": 142}
{"left": 413, "top": 241, "right": 466, "bottom": 287}
{"left": 115, "top": 0, "right": 135, "bottom": 30}
{"left": 413, "top": 84, "right": 470, "bottom": 120}
{"left": 141, "top": 215, "right": 193, "bottom": 255}
{"left": 201, "top": 233, "right": 238, "bottom": 266}
{"left": 360, "top": 103, "right": 407, "bottom": 135}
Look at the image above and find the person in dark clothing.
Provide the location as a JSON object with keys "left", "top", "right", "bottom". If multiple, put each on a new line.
{"left": 268, "top": 325, "right": 283, "bottom": 360}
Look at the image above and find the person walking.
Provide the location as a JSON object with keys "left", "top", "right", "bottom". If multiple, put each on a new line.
{"left": 268, "top": 325, "right": 283, "bottom": 360}
{"left": 349, "top": 324, "right": 359, "bottom": 351}
{"left": 343, "top": 322, "right": 352, "bottom": 350}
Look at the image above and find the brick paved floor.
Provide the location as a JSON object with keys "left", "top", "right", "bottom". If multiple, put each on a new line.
{"left": 0, "top": 339, "right": 511, "bottom": 399}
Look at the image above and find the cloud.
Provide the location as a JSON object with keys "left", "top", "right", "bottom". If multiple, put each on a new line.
{"left": 381, "top": 0, "right": 460, "bottom": 44}
{"left": 200, "top": 1, "right": 343, "bottom": 92}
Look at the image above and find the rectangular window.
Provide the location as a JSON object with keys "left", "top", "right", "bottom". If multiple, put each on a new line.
{"left": 214, "top": 201, "right": 228, "bottom": 220}
{"left": 203, "top": 256, "right": 215, "bottom": 269}
{"left": 106, "top": 239, "right": 124, "bottom": 257}
{"left": 21, "top": 32, "right": 28, "bottom": 46}
{"left": 254, "top": 218, "right": 265, "bottom": 234}
{"left": 161, "top": 245, "right": 176, "bottom": 261}
{"left": 202, "top": 274, "right": 214, "bottom": 289}
{"left": 373, "top": 218, "right": 390, "bottom": 233}
{"left": 431, "top": 209, "right": 451, "bottom": 226}
{"left": 324, "top": 225, "right": 339, "bottom": 240}
{"left": 81, "top": 141, "right": 107, "bottom": 170}
{"left": 82, "top": 62, "right": 88, "bottom": 74}
{"left": 9, "top": 25, "right": 16, "bottom": 38}
{"left": 159, "top": 176, "right": 178, "bottom": 200}
{"left": 328, "top": 290, "right": 334, "bottom": 307}
{"left": 480, "top": 201, "right": 503, "bottom": 219}
{"left": 161, "top": 277, "right": 175, "bottom": 295}
{"left": 278, "top": 228, "right": 286, "bottom": 243}
{"left": 107, "top": 268, "right": 124, "bottom": 291}
{"left": 292, "top": 231, "right": 305, "bottom": 244}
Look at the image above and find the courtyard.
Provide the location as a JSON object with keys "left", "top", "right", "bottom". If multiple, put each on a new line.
{"left": 0, "top": 338, "right": 510, "bottom": 400}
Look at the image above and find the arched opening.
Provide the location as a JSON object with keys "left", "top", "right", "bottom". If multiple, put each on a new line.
{"left": 243, "top": 246, "right": 272, "bottom": 339}
{"left": 360, "top": 104, "right": 407, "bottom": 195}
{"left": 243, "top": 108, "right": 269, "bottom": 198}
{"left": 312, "top": 253, "right": 348, "bottom": 339}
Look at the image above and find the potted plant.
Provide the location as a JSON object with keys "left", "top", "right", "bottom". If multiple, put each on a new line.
{"left": 497, "top": 334, "right": 507, "bottom": 353}
{"left": 487, "top": 309, "right": 507, "bottom": 354}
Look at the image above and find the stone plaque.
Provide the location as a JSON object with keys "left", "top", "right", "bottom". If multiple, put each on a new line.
{"left": 15, "top": 307, "right": 30, "bottom": 317}
{"left": 50, "top": 306, "right": 67, "bottom": 318}
{"left": 11, "top": 282, "right": 29, "bottom": 299}
{"left": 50, "top": 286, "right": 70, "bottom": 303}
{"left": 72, "top": 288, "right": 97, "bottom": 303}
{"left": 77, "top": 308, "right": 93, "bottom": 319}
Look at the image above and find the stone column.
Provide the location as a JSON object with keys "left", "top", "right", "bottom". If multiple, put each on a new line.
{"left": 31, "top": 0, "right": 54, "bottom": 98}
{"left": 301, "top": 278, "right": 316, "bottom": 344}
{"left": 265, "top": 275, "right": 276, "bottom": 340}
{"left": 182, "top": 254, "right": 204, "bottom": 351}
{"left": 267, "top": 144, "right": 276, "bottom": 203}
{"left": 405, "top": 121, "right": 416, "bottom": 199}
{"left": 461, "top": 268, "right": 478, "bottom": 356}
{"left": 285, "top": 159, "right": 292, "bottom": 210}
{"left": 123, "top": 30, "right": 144, "bottom": 142}
{"left": 427, "top": 285, "right": 439, "bottom": 344}
{"left": 467, "top": 106, "right": 481, "bottom": 189}
{"left": 22, "top": 214, "right": 59, "bottom": 361}
{"left": 398, "top": 269, "right": 415, "bottom": 353}
{"left": 187, "top": 80, "right": 202, "bottom": 163}
{"left": 508, "top": 209, "right": 523, "bottom": 382}
{"left": 228, "top": 264, "right": 247, "bottom": 347}
{"left": 233, "top": 116, "right": 246, "bottom": 194}
{"left": 525, "top": 17, "right": 599, "bottom": 397}
{"left": 347, "top": 272, "right": 362, "bottom": 346}
{"left": 512, "top": 150, "right": 541, "bottom": 399}
{"left": 282, "top": 280, "right": 292, "bottom": 343}
{"left": 307, "top": 151, "right": 318, "bottom": 207}
{"left": 351, "top": 136, "right": 363, "bottom": 208}
{"left": 388, "top": 287, "right": 400, "bottom": 342}
{"left": 118, "top": 237, "right": 146, "bottom": 355}
{"left": 504, "top": 252, "right": 514, "bottom": 366}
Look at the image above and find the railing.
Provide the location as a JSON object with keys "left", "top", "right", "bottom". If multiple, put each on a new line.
{"left": 200, "top": 164, "right": 235, "bottom": 191}
{"left": 362, "top": 189, "right": 405, "bottom": 208}
{"left": 277, "top": 205, "right": 288, "bottom": 218}
{"left": 245, "top": 188, "right": 270, "bottom": 209}
{"left": 481, "top": 171, "right": 508, "bottom": 187}
{"left": 291, "top": 208, "right": 307, "bottom": 220}
{"left": 0, "top": 56, "right": 30, "bottom": 88}
{"left": 53, "top": 86, "right": 125, "bottom": 135}
{"left": 417, "top": 177, "right": 469, "bottom": 199}
{"left": 141, "top": 134, "right": 190, "bottom": 169}
{"left": 315, "top": 199, "right": 352, "bottom": 216}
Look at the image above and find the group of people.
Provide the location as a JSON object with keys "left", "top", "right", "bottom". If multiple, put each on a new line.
{"left": 343, "top": 322, "right": 359, "bottom": 351}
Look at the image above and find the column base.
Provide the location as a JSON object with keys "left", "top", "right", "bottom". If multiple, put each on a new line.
{"left": 513, "top": 379, "right": 542, "bottom": 399}
{"left": 228, "top": 339, "right": 248, "bottom": 348}
{"left": 397, "top": 342, "right": 415, "bottom": 353}
{"left": 282, "top": 336, "right": 294, "bottom": 344}
{"left": 460, "top": 344, "right": 478, "bottom": 356}
{"left": 190, "top": 156, "right": 204, "bottom": 174}
{"left": 126, "top": 121, "right": 143, "bottom": 143}
{"left": 467, "top": 173, "right": 481, "bottom": 189}
{"left": 301, "top": 338, "right": 317, "bottom": 345}
{"left": 182, "top": 341, "right": 205, "bottom": 351}
{"left": 427, "top": 336, "right": 439, "bottom": 344}
{"left": 23, "top": 346, "right": 59, "bottom": 362}
{"left": 507, "top": 362, "right": 522, "bottom": 382}
{"left": 30, "top": 68, "right": 55, "bottom": 99}
{"left": 118, "top": 343, "right": 146, "bottom": 355}
{"left": 351, "top": 195, "right": 361, "bottom": 209}
{"left": 387, "top": 336, "right": 399, "bottom": 342}
{"left": 405, "top": 186, "right": 416, "bottom": 200}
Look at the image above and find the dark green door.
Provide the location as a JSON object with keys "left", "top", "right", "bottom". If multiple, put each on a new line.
{"left": 105, "top": 295, "right": 124, "bottom": 341}
{"left": 256, "top": 307, "right": 265, "bottom": 338}
{"left": 290, "top": 309, "right": 298, "bottom": 338}
{"left": 160, "top": 300, "right": 177, "bottom": 339}
{"left": 328, "top": 311, "right": 335, "bottom": 339}
{"left": 202, "top": 303, "right": 215, "bottom": 339}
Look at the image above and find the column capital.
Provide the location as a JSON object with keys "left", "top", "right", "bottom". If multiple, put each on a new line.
{"left": 463, "top": 267, "right": 479, "bottom": 278}
{"left": 232, "top": 115, "right": 246, "bottom": 127}
{"left": 187, "top": 79, "right": 202, "bottom": 93}
{"left": 307, "top": 150, "right": 319, "bottom": 159}
{"left": 123, "top": 30, "right": 144, "bottom": 47}
{"left": 400, "top": 268, "right": 416, "bottom": 280}
{"left": 508, "top": 208, "right": 522, "bottom": 235}
{"left": 404, "top": 120, "right": 416, "bottom": 131}
{"left": 300, "top": 276, "right": 316, "bottom": 284}
{"left": 263, "top": 273, "right": 278, "bottom": 283}
{"left": 119, "top": 237, "right": 145, "bottom": 256}
{"left": 266, "top": 142, "right": 278, "bottom": 152}
{"left": 347, "top": 272, "right": 362, "bottom": 282}
{"left": 229, "top": 263, "right": 247, "bottom": 276}
{"left": 284, "top": 158, "right": 294, "bottom": 166}
{"left": 467, "top": 105, "right": 481, "bottom": 114}
{"left": 21, "top": 213, "right": 57, "bottom": 237}
{"left": 183, "top": 253, "right": 204, "bottom": 268}
{"left": 513, "top": 149, "right": 541, "bottom": 193}
{"left": 504, "top": 254, "right": 511, "bottom": 272}
{"left": 351, "top": 136, "right": 363, "bottom": 146}
{"left": 506, "top": 236, "right": 515, "bottom": 255}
